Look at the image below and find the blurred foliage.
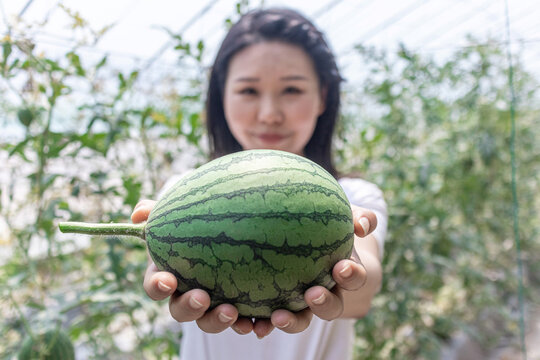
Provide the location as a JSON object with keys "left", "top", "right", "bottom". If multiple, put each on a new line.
{"left": 1, "top": 3, "right": 539, "bottom": 360}
{"left": 337, "top": 42, "right": 540, "bottom": 359}
{"left": 0, "top": 4, "right": 208, "bottom": 359}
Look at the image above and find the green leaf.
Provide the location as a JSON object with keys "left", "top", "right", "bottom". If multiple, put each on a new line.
{"left": 67, "top": 51, "right": 86, "bottom": 76}
{"left": 95, "top": 55, "right": 108, "bottom": 70}
{"left": 128, "top": 70, "right": 138, "bottom": 83}
{"left": 7, "top": 136, "right": 33, "bottom": 161}
{"left": 1, "top": 39, "right": 12, "bottom": 70}
{"left": 41, "top": 173, "right": 60, "bottom": 191}
{"left": 17, "top": 108, "right": 35, "bottom": 127}
{"left": 44, "top": 58, "right": 64, "bottom": 73}
{"left": 25, "top": 301, "right": 46, "bottom": 310}
{"left": 77, "top": 132, "right": 109, "bottom": 155}
{"left": 122, "top": 175, "right": 142, "bottom": 208}
{"left": 195, "top": 40, "right": 204, "bottom": 61}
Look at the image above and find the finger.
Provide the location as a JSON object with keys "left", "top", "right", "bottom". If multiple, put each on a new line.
{"left": 196, "top": 304, "right": 238, "bottom": 334}
{"left": 352, "top": 207, "right": 377, "bottom": 237}
{"left": 231, "top": 317, "right": 254, "bottom": 335}
{"left": 332, "top": 259, "right": 367, "bottom": 291}
{"left": 131, "top": 199, "right": 157, "bottom": 223}
{"left": 270, "top": 308, "right": 313, "bottom": 334}
{"left": 304, "top": 286, "right": 343, "bottom": 321}
{"left": 143, "top": 262, "right": 177, "bottom": 301}
{"left": 253, "top": 319, "right": 274, "bottom": 339}
{"left": 169, "top": 289, "right": 211, "bottom": 323}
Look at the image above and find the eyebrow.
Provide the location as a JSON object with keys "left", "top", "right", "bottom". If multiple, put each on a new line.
{"left": 234, "top": 75, "right": 309, "bottom": 82}
{"left": 281, "top": 75, "right": 308, "bottom": 81}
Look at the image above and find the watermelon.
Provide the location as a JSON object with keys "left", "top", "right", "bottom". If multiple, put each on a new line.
{"left": 18, "top": 329, "right": 75, "bottom": 360}
{"left": 59, "top": 149, "right": 355, "bottom": 318}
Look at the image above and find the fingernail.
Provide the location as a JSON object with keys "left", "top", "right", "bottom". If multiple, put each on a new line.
{"left": 257, "top": 335, "right": 265, "bottom": 340}
{"left": 339, "top": 263, "right": 353, "bottom": 278}
{"left": 312, "top": 292, "right": 326, "bottom": 305}
{"left": 219, "top": 312, "right": 233, "bottom": 323}
{"left": 232, "top": 325, "right": 247, "bottom": 335}
{"left": 189, "top": 296, "right": 204, "bottom": 310}
{"left": 277, "top": 321, "right": 291, "bottom": 329}
{"left": 157, "top": 281, "right": 172, "bottom": 292}
{"left": 359, "top": 217, "right": 370, "bottom": 235}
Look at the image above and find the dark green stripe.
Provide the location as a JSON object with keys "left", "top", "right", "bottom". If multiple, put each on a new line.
{"left": 148, "top": 230, "right": 353, "bottom": 259}
{"left": 152, "top": 166, "right": 342, "bottom": 218}
{"left": 152, "top": 208, "right": 350, "bottom": 227}
{"left": 151, "top": 181, "right": 350, "bottom": 225}
{"left": 152, "top": 150, "right": 338, "bottom": 209}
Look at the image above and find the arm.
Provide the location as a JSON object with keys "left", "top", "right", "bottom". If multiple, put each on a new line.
{"left": 340, "top": 233, "right": 382, "bottom": 318}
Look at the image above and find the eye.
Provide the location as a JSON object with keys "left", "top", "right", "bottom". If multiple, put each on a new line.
{"left": 238, "top": 87, "right": 257, "bottom": 95}
{"left": 283, "top": 86, "right": 302, "bottom": 94}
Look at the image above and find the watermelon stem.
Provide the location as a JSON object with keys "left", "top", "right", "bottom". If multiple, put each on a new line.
{"left": 58, "top": 222, "right": 146, "bottom": 240}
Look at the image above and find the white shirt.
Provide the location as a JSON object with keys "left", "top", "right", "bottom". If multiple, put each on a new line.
{"left": 169, "top": 177, "right": 388, "bottom": 360}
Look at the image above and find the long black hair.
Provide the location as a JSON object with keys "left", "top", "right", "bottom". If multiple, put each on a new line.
{"left": 206, "top": 8, "right": 343, "bottom": 177}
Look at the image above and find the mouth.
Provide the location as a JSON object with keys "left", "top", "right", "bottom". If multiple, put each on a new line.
{"left": 256, "top": 133, "right": 288, "bottom": 144}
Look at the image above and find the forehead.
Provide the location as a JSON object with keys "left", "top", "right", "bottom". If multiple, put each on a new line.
{"left": 227, "top": 41, "right": 317, "bottom": 78}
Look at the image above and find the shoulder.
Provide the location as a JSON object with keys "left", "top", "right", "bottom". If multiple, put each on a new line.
{"left": 338, "top": 176, "right": 381, "bottom": 190}
{"left": 338, "top": 177, "right": 385, "bottom": 205}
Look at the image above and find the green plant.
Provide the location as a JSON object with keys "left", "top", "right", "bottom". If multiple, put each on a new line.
{"left": 18, "top": 328, "right": 75, "bottom": 360}
{"left": 338, "top": 41, "right": 540, "bottom": 359}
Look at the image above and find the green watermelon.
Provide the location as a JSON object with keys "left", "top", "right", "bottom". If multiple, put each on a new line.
{"left": 18, "top": 329, "right": 75, "bottom": 360}
{"left": 59, "top": 149, "right": 355, "bottom": 318}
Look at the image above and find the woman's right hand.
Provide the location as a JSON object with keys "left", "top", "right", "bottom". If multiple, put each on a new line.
{"left": 131, "top": 200, "right": 256, "bottom": 336}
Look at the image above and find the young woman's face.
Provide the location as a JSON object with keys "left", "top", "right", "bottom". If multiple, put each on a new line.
{"left": 223, "top": 41, "right": 325, "bottom": 156}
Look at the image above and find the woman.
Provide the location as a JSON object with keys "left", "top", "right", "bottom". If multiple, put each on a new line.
{"left": 132, "top": 8, "right": 387, "bottom": 360}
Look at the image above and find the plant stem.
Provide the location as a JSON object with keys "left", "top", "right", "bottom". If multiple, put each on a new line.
{"left": 58, "top": 222, "right": 146, "bottom": 240}
{"left": 8, "top": 290, "right": 34, "bottom": 339}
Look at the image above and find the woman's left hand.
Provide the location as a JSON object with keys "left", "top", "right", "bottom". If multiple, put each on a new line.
{"left": 246, "top": 206, "right": 378, "bottom": 338}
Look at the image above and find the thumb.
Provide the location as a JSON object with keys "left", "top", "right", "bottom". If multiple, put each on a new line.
{"left": 132, "top": 199, "right": 157, "bottom": 223}
{"left": 352, "top": 206, "right": 377, "bottom": 238}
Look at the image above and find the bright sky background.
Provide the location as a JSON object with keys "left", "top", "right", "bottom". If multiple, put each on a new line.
{"left": 1, "top": 0, "right": 539, "bottom": 84}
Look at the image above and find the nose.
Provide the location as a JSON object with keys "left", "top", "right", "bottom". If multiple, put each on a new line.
{"left": 258, "top": 95, "right": 284, "bottom": 124}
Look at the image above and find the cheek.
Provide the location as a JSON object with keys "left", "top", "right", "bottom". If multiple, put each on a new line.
{"left": 224, "top": 95, "right": 253, "bottom": 126}
{"left": 224, "top": 96, "right": 256, "bottom": 146}
{"left": 286, "top": 98, "right": 319, "bottom": 132}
